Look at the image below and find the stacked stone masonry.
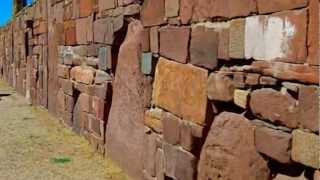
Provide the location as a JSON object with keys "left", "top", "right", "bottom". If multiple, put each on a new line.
{"left": 0, "top": 0, "right": 319, "bottom": 179}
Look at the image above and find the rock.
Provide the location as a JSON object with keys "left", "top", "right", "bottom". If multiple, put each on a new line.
{"left": 180, "top": 0, "right": 194, "bottom": 24}
{"left": 198, "top": 112, "right": 270, "bottom": 180}
{"left": 298, "top": 85, "right": 319, "bottom": 132}
{"left": 141, "top": 52, "right": 153, "bottom": 75}
{"left": 155, "top": 149, "right": 165, "bottom": 180}
{"left": 144, "top": 109, "right": 164, "bottom": 133}
{"left": 257, "top": 0, "right": 307, "bottom": 14}
{"left": 143, "top": 133, "right": 157, "bottom": 177}
{"left": 282, "top": 82, "right": 300, "bottom": 92}
{"left": 76, "top": 17, "right": 90, "bottom": 44}
{"left": 255, "top": 126, "right": 292, "bottom": 163}
{"left": 245, "top": 9, "right": 307, "bottom": 63}
{"left": 141, "top": 0, "right": 166, "bottom": 27}
{"left": 250, "top": 61, "right": 319, "bottom": 84}
{"left": 229, "top": 19, "right": 245, "bottom": 59}
{"left": 64, "top": 20, "right": 76, "bottom": 46}
{"left": 95, "top": 70, "right": 112, "bottom": 85}
{"left": 70, "top": 66, "right": 95, "bottom": 85}
{"left": 99, "top": 0, "right": 116, "bottom": 11}
{"left": 190, "top": 25, "right": 218, "bottom": 69}
{"left": 150, "top": 26, "right": 159, "bottom": 54}
{"left": 307, "top": 0, "right": 319, "bottom": 65}
{"left": 250, "top": 88, "right": 298, "bottom": 128}
{"left": 106, "top": 20, "right": 152, "bottom": 179}
{"left": 260, "top": 76, "right": 278, "bottom": 85}
{"left": 165, "top": 0, "right": 179, "bottom": 18}
{"left": 141, "top": 28, "right": 150, "bottom": 52}
{"left": 234, "top": 89, "right": 250, "bottom": 108}
{"left": 163, "top": 112, "right": 181, "bottom": 145}
{"left": 245, "top": 73, "right": 260, "bottom": 85}
{"left": 59, "top": 79, "right": 73, "bottom": 96}
{"left": 207, "top": 72, "right": 235, "bottom": 102}
{"left": 57, "top": 64, "right": 70, "bottom": 79}
{"left": 180, "top": 121, "right": 203, "bottom": 152}
{"left": 93, "top": 18, "right": 114, "bottom": 44}
{"left": 159, "top": 26, "right": 190, "bottom": 63}
{"left": 98, "top": 46, "right": 112, "bottom": 71}
{"left": 79, "top": 0, "right": 93, "bottom": 17}
{"left": 153, "top": 57, "right": 208, "bottom": 125}
{"left": 292, "top": 130, "right": 320, "bottom": 169}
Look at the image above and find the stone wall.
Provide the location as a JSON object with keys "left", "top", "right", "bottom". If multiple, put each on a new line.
{"left": 0, "top": 0, "right": 319, "bottom": 180}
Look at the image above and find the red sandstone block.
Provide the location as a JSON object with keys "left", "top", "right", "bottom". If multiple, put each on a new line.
{"left": 92, "top": 96, "right": 106, "bottom": 121}
{"left": 150, "top": 26, "right": 159, "bottom": 54}
{"left": 141, "top": 28, "right": 150, "bottom": 52}
{"left": 159, "top": 26, "right": 190, "bottom": 63}
{"left": 64, "top": 20, "right": 76, "bottom": 46}
{"left": 257, "top": 0, "right": 307, "bottom": 14}
{"left": 79, "top": 0, "right": 94, "bottom": 17}
{"left": 141, "top": 0, "right": 166, "bottom": 27}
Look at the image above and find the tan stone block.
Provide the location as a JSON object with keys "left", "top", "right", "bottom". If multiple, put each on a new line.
{"left": 234, "top": 89, "right": 250, "bottom": 108}
{"left": 292, "top": 130, "right": 320, "bottom": 169}
{"left": 229, "top": 19, "right": 245, "bottom": 59}
{"left": 153, "top": 57, "right": 208, "bottom": 125}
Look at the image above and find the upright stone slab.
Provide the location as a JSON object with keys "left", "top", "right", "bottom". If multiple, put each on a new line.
{"left": 153, "top": 57, "right": 208, "bottom": 125}
{"left": 98, "top": 46, "right": 112, "bottom": 71}
{"left": 198, "top": 112, "right": 270, "bottom": 180}
{"left": 106, "top": 20, "right": 152, "bottom": 179}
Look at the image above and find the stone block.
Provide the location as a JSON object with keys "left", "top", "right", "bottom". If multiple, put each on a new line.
{"left": 57, "top": 64, "right": 70, "bottom": 79}
{"left": 95, "top": 70, "right": 112, "bottom": 84}
{"left": 255, "top": 126, "right": 291, "bottom": 163}
{"left": 257, "top": 0, "right": 307, "bottom": 14}
{"left": 307, "top": 0, "right": 319, "bottom": 65}
{"left": 260, "top": 76, "right": 278, "bottom": 85}
{"left": 64, "top": 20, "right": 76, "bottom": 46}
{"left": 144, "top": 109, "right": 164, "bottom": 133}
{"left": 207, "top": 72, "right": 235, "bottom": 102}
{"left": 143, "top": 133, "right": 157, "bottom": 177}
{"left": 89, "top": 116, "right": 104, "bottom": 137}
{"left": 93, "top": 18, "right": 114, "bottom": 44}
{"left": 79, "top": 0, "right": 93, "bottom": 17}
{"left": 59, "top": 78, "right": 73, "bottom": 96}
{"left": 298, "top": 85, "right": 319, "bottom": 132}
{"left": 141, "top": 28, "right": 150, "bottom": 52}
{"left": 165, "top": 0, "right": 179, "bottom": 18}
{"left": 159, "top": 26, "right": 190, "bottom": 63}
{"left": 180, "top": 121, "right": 203, "bottom": 152}
{"left": 70, "top": 66, "right": 95, "bottom": 85}
{"left": 99, "top": 0, "right": 116, "bottom": 11}
{"left": 163, "top": 112, "right": 181, "bottom": 145}
{"left": 98, "top": 46, "right": 112, "bottom": 71}
{"left": 198, "top": 112, "right": 270, "bottom": 180}
{"left": 229, "top": 19, "right": 245, "bottom": 59}
{"left": 153, "top": 57, "right": 208, "bottom": 125}
{"left": 292, "top": 130, "right": 320, "bottom": 169}
{"left": 141, "top": 0, "right": 166, "bottom": 26}
{"left": 79, "top": 93, "right": 91, "bottom": 113}
{"left": 234, "top": 89, "right": 250, "bottom": 108}
{"left": 250, "top": 88, "right": 298, "bottom": 128}
{"left": 179, "top": 0, "right": 194, "bottom": 24}
{"left": 155, "top": 149, "right": 165, "bottom": 180}
{"left": 141, "top": 52, "right": 153, "bottom": 75}
{"left": 190, "top": 25, "right": 218, "bottom": 69}
{"left": 92, "top": 96, "right": 106, "bottom": 120}
{"left": 245, "top": 73, "right": 260, "bottom": 86}
{"left": 76, "top": 17, "right": 89, "bottom": 44}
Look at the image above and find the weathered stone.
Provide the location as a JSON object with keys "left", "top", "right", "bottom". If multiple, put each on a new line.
{"left": 141, "top": 28, "right": 150, "bottom": 52}
{"left": 159, "top": 26, "right": 190, "bottom": 63}
{"left": 93, "top": 18, "right": 114, "bottom": 44}
{"left": 150, "top": 26, "right": 159, "bottom": 54}
{"left": 246, "top": 73, "right": 260, "bottom": 85}
{"left": 250, "top": 61, "right": 319, "bottom": 84}
{"left": 89, "top": 116, "right": 104, "bottom": 137}
{"left": 255, "top": 126, "right": 291, "bottom": 163}
{"left": 229, "top": 19, "right": 245, "bottom": 59}
{"left": 143, "top": 133, "right": 157, "bottom": 177}
{"left": 165, "top": 0, "right": 179, "bottom": 18}
{"left": 79, "top": 93, "right": 90, "bottom": 113}
{"left": 307, "top": 0, "right": 319, "bottom": 65}
{"left": 180, "top": 121, "right": 204, "bottom": 152}
{"left": 234, "top": 89, "right": 250, "bottom": 108}
{"left": 245, "top": 9, "right": 307, "bottom": 63}
{"left": 64, "top": 20, "right": 76, "bottom": 45}
{"left": 175, "top": 148, "right": 196, "bottom": 180}
{"left": 141, "top": 52, "right": 153, "bottom": 75}
{"left": 190, "top": 25, "right": 218, "bottom": 69}
{"left": 163, "top": 112, "right": 181, "bottom": 145}
{"left": 298, "top": 85, "right": 319, "bottom": 132}
{"left": 155, "top": 149, "right": 165, "bottom": 180}
{"left": 198, "top": 112, "right": 270, "bottom": 180}
{"left": 124, "top": 4, "right": 140, "bottom": 15}
{"left": 59, "top": 78, "right": 73, "bottom": 96}
{"left": 250, "top": 88, "right": 298, "bottom": 128}
{"left": 141, "top": 0, "right": 166, "bottom": 27}
{"left": 79, "top": 0, "right": 93, "bottom": 17}
{"left": 76, "top": 17, "right": 90, "bottom": 44}
{"left": 282, "top": 82, "right": 300, "bottom": 93}
{"left": 144, "top": 109, "right": 164, "bottom": 133}
{"left": 98, "top": 46, "right": 112, "bottom": 71}
{"left": 260, "top": 76, "right": 278, "bottom": 85}
{"left": 207, "top": 72, "right": 235, "bottom": 102}
{"left": 180, "top": 0, "right": 194, "bottom": 24}
{"left": 292, "top": 130, "right": 320, "bottom": 169}
{"left": 257, "top": 0, "right": 307, "bottom": 14}
{"left": 106, "top": 20, "right": 152, "bottom": 179}
{"left": 95, "top": 70, "right": 112, "bottom": 84}
{"left": 99, "top": 0, "right": 116, "bottom": 11}
{"left": 70, "top": 66, "right": 95, "bottom": 85}
{"left": 218, "top": 27, "right": 230, "bottom": 60}
{"left": 153, "top": 57, "right": 208, "bottom": 125}
{"left": 57, "top": 64, "right": 70, "bottom": 79}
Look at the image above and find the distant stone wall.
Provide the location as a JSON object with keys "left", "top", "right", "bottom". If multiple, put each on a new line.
{"left": 0, "top": 0, "right": 319, "bottom": 180}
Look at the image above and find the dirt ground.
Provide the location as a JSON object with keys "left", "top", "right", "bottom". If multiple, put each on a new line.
{"left": 0, "top": 81, "right": 129, "bottom": 180}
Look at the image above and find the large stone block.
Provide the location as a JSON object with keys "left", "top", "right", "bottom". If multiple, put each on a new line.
{"left": 257, "top": 0, "right": 307, "bottom": 14}
{"left": 141, "top": 0, "right": 166, "bottom": 27}
{"left": 153, "top": 57, "right": 208, "bottom": 125}
{"left": 93, "top": 18, "right": 114, "bottom": 44}
{"left": 255, "top": 126, "right": 292, "bottom": 163}
{"left": 159, "top": 26, "right": 190, "bottom": 63}
{"left": 250, "top": 88, "right": 298, "bottom": 128}
{"left": 190, "top": 25, "right": 218, "bottom": 69}
{"left": 245, "top": 9, "right": 307, "bottom": 63}
{"left": 198, "top": 112, "right": 270, "bottom": 180}
{"left": 292, "top": 130, "right": 320, "bottom": 169}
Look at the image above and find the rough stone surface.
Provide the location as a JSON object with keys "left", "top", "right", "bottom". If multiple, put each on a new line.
{"left": 292, "top": 130, "right": 320, "bottom": 169}
{"left": 250, "top": 88, "right": 298, "bottom": 128}
{"left": 207, "top": 73, "right": 235, "bottom": 102}
{"left": 255, "top": 126, "right": 292, "bottom": 163}
{"left": 234, "top": 89, "right": 250, "bottom": 108}
{"left": 70, "top": 66, "right": 95, "bottom": 85}
{"left": 159, "top": 26, "right": 190, "bottom": 63}
{"left": 198, "top": 112, "right": 270, "bottom": 180}
{"left": 153, "top": 57, "right": 208, "bottom": 125}
{"left": 106, "top": 20, "right": 152, "bottom": 179}
{"left": 141, "top": 0, "right": 166, "bottom": 27}
{"left": 190, "top": 25, "right": 218, "bottom": 69}
{"left": 163, "top": 112, "right": 181, "bottom": 145}
{"left": 257, "top": 0, "right": 307, "bottom": 14}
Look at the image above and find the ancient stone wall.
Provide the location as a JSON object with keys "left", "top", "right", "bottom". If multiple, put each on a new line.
{"left": 0, "top": 0, "right": 319, "bottom": 180}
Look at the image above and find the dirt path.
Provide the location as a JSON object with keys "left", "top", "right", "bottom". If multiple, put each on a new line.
{"left": 0, "top": 81, "right": 128, "bottom": 180}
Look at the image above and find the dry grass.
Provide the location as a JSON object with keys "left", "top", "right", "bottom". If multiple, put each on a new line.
{"left": 0, "top": 81, "right": 129, "bottom": 180}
